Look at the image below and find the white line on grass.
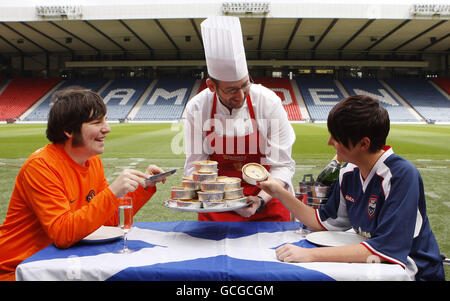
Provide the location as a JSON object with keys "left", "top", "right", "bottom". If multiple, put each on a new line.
{"left": 417, "top": 166, "right": 448, "bottom": 169}
{"left": 425, "top": 192, "right": 440, "bottom": 199}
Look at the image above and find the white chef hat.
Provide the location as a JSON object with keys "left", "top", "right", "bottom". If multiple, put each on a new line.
{"left": 201, "top": 16, "right": 248, "bottom": 82}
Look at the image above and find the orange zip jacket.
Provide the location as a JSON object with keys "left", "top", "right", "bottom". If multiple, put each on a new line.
{"left": 0, "top": 143, "right": 156, "bottom": 281}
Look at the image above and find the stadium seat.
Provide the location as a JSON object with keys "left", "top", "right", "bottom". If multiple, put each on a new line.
{"left": 4, "top": 76, "right": 448, "bottom": 124}
{"left": 340, "top": 78, "right": 419, "bottom": 122}
{"left": 100, "top": 78, "right": 153, "bottom": 121}
{"left": 23, "top": 78, "right": 109, "bottom": 121}
{"left": 0, "top": 78, "right": 61, "bottom": 121}
{"left": 432, "top": 78, "right": 450, "bottom": 95}
{"left": 133, "top": 78, "right": 195, "bottom": 121}
{"left": 384, "top": 78, "right": 450, "bottom": 123}
{"left": 254, "top": 77, "right": 302, "bottom": 121}
{"left": 296, "top": 77, "right": 345, "bottom": 121}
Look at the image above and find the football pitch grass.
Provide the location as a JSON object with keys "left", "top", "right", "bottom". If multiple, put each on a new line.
{"left": 1, "top": 122, "right": 449, "bottom": 279}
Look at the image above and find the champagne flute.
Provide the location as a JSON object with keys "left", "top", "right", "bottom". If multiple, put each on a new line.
{"left": 117, "top": 196, "right": 133, "bottom": 254}
{"left": 295, "top": 184, "right": 330, "bottom": 236}
{"left": 294, "top": 185, "right": 311, "bottom": 236}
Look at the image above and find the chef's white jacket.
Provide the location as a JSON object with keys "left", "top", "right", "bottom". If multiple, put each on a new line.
{"left": 184, "top": 84, "right": 296, "bottom": 191}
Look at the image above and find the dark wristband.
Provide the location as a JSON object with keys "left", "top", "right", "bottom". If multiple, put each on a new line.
{"left": 255, "top": 196, "right": 266, "bottom": 213}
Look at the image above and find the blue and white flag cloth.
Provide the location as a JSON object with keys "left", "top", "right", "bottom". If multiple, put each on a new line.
{"left": 16, "top": 221, "right": 411, "bottom": 281}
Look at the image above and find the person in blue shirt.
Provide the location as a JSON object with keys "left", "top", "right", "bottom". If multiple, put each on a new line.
{"left": 257, "top": 95, "right": 445, "bottom": 281}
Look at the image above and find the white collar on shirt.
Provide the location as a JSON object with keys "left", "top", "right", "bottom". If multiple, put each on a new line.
{"left": 360, "top": 147, "right": 394, "bottom": 192}
{"left": 215, "top": 94, "right": 250, "bottom": 118}
{"left": 212, "top": 93, "right": 255, "bottom": 136}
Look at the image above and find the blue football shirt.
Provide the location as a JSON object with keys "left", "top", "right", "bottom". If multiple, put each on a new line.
{"left": 317, "top": 147, "right": 445, "bottom": 281}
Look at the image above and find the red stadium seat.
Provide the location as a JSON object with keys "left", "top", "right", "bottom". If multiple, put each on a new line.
{"left": 432, "top": 78, "right": 450, "bottom": 95}
{"left": 0, "top": 78, "right": 61, "bottom": 121}
{"left": 254, "top": 77, "right": 302, "bottom": 121}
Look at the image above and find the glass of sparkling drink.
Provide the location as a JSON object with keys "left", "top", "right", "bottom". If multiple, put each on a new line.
{"left": 117, "top": 196, "right": 133, "bottom": 254}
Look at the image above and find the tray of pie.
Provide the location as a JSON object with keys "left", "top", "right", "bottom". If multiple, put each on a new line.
{"left": 164, "top": 197, "right": 251, "bottom": 213}
{"left": 166, "top": 160, "right": 255, "bottom": 213}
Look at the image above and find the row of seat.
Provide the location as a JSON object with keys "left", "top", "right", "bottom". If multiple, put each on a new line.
{"left": 23, "top": 78, "right": 108, "bottom": 121}
{"left": 432, "top": 78, "right": 450, "bottom": 95}
{"left": 0, "top": 77, "right": 449, "bottom": 123}
{"left": 385, "top": 78, "right": 450, "bottom": 123}
{"left": 0, "top": 78, "right": 61, "bottom": 121}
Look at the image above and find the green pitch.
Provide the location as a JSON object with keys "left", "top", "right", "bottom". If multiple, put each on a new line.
{"left": 1, "top": 122, "right": 449, "bottom": 279}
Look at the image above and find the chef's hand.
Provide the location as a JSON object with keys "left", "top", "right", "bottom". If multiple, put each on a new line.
{"left": 143, "top": 164, "right": 166, "bottom": 188}
{"left": 233, "top": 195, "right": 263, "bottom": 218}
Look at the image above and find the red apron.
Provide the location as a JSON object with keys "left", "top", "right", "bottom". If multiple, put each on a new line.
{"left": 198, "top": 93, "right": 290, "bottom": 221}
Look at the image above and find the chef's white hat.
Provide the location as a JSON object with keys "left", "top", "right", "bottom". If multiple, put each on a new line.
{"left": 201, "top": 16, "right": 248, "bottom": 82}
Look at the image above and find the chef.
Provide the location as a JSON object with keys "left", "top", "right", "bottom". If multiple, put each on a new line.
{"left": 184, "top": 16, "right": 296, "bottom": 221}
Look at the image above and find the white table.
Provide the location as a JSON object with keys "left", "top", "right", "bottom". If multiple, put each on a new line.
{"left": 16, "top": 221, "right": 412, "bottom": 281}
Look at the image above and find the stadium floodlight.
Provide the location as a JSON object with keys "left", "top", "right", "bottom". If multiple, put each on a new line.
{"left": 222, "top": 2, "right": 270, "bottom": 15}
{"left": 36, "top": 5, "right": 82, "bottom": 19}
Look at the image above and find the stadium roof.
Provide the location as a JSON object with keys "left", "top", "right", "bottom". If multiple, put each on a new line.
{"left": 0, "top": 0, "right": 448, "bottom": 68}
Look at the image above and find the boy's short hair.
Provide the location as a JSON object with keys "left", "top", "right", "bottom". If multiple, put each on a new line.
{"left": 327, "top": 95, "right": 390, "bottom": 153}
{"left": 46, "top": 88, "right": 106, "bottom": 144}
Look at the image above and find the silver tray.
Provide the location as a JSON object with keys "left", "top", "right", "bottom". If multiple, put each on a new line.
{"left": 164, "top": 200, "right": 251, "bottom": 213}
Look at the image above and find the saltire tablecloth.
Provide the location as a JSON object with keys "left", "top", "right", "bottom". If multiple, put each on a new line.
{"left": 15, "top": 221, "right": 412, "bottom": 281}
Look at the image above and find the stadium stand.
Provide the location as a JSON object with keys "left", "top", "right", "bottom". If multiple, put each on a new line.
{"left": 0, "top": 78, "right": 61, "bottom": 121}
{"left": 1, "top": 77, "right": 448, "bottom": 124}
{"left": 133, "top": 77, "right": 195, "bottom": 121}
{"left": 384, "top": 78, "right": 450, "bottom": 123}
{"left": 23, "top": 78, "right": 108, "bottom": 121}
{"left": 254, "top": 77, "right": 302, "bottom": 121}
{"left": 432, "top": 78, "right": 450, "bottom": 95}
{"left": 296, "top": 77, "right": 346, "bottom": 121}
{"left": 100, "top": 78, "right": 153, "bottom": 121}
{"left": 340, "top": 78, "right": 419, "bottom": 122}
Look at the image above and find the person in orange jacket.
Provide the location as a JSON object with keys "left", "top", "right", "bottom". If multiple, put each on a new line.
{"left": 0, "top": 88, "right": 165, "bottom": 281}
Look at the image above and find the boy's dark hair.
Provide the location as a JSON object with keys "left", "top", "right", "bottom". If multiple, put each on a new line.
{"left": 327, "top": 95, "right": 390, "bottom": 153}
{"left": 46, "top": 88, "right": 106, "bottom": 144}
